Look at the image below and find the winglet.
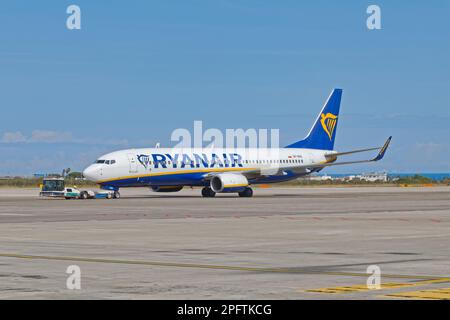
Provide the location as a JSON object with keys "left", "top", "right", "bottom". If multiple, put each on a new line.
{"left": 372, "top": 136, "right": 392, "bottom": 161}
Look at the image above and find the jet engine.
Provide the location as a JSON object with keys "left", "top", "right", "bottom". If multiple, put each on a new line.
{"left": 210, "top": 173, "right": 248, "bottom": 193}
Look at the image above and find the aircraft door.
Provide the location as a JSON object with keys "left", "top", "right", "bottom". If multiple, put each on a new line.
{"left": 127, "top": 153, "right": 138, "bottom": 173}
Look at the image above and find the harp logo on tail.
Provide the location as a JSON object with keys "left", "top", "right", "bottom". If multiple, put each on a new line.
{"left": 320, "top": 113, "right": 338, "bottom": 140}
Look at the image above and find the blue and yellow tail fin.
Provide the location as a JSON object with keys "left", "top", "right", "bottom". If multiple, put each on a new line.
{"left": 286, "top": 89, "right": 342, "bottom": 150}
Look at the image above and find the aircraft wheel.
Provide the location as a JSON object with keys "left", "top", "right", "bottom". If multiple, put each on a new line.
{"left": 113, "top": 191, "right": 120, "bottom": 199}
{"left": 80, "top": 191, "right": 88, "bottom": 200}
{"left": 238, "top": 187, "right": 253, "bottom": 198}
{"left": 201, "top": 187, "right": 216, "bottom": 198}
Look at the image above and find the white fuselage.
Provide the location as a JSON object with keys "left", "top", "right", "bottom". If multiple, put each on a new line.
{"left": 83, "top": 148, "right": 335, "bottom": 189}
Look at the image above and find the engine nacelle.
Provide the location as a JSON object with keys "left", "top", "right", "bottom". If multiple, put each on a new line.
{"left": 150, "top": 186, "right": 183, "bottom": 193}
{"left": 210, "top": 173, "right": 248, "bottom": 193}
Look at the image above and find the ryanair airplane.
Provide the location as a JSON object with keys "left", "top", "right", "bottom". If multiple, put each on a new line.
{"left": 83, "top": 89, "right": 391, "bottom": 198}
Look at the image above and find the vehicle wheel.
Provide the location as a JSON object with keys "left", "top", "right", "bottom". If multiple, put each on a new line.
{"left": 238, "top": 187, "right": 253, "bottom": 198}
{"left": 107, "top": 193, "right": 112, "bottom": 199}
{"left": 80, "top": 191, "right": 88, "bottom": 200}
{"left": 201, "top": 187, "right": 216, "bottom": 198}
{"left": 65, "top": 197, "right": 71, "bottom": 200}
{"left": 113, "top": 191, "right": 120, "bottom": 199}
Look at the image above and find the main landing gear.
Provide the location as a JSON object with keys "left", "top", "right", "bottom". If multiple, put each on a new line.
{"left": 238, "top": 187, "right": 253, "bottom": 198}
{"left": 201, "top": 187, "right": 216, "bottom": 198}
{"left": 201, "top": 187, "right": 254, "bottom": 198}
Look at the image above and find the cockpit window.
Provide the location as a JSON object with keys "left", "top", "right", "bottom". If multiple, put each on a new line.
{"left": 95, "top": 159, "right": 116, "bottom": 164}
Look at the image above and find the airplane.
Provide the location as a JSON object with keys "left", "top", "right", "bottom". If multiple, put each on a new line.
{"left": 82, "top": 89, "right": 391, "bottom": 198}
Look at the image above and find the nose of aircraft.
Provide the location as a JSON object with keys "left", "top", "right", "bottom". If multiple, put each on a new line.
{"left": 83, "top": 165, "right": 97, "bottom": 181}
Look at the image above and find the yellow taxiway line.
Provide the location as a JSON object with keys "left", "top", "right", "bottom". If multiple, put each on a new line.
{"left": 0, "top": 252, "right": 449, "bottom": 282}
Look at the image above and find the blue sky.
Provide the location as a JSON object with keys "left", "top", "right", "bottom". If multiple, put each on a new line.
{"left": 0, "top": 0, "right": 449, "bottom": 175}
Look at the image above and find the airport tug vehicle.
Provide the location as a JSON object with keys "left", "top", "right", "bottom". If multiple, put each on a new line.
{"left": 39, "top": 177, "right": 118, "bottom": 200}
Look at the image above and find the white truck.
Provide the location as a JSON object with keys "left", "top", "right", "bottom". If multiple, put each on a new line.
{"left": 39, "top": 177, "right": 119, "bottom": 200}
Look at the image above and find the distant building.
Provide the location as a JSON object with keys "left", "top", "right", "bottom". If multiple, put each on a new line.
{"left": 346, "top": 172, "right": 388, "bottom": 182}
{"left": 298, "top": 171, "right": 389, "bottom": 183}
{"left": 307, "top": 174, "right": 333, "bottom": 181}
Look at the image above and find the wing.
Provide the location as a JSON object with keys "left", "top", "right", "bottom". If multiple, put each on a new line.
{"left": 202, "top": 136, "right": 392, "bottom": 180}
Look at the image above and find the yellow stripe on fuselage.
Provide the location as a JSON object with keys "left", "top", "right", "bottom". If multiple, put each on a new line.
{"left": 97, "top": 167, "right": 259, "bottom": 184}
